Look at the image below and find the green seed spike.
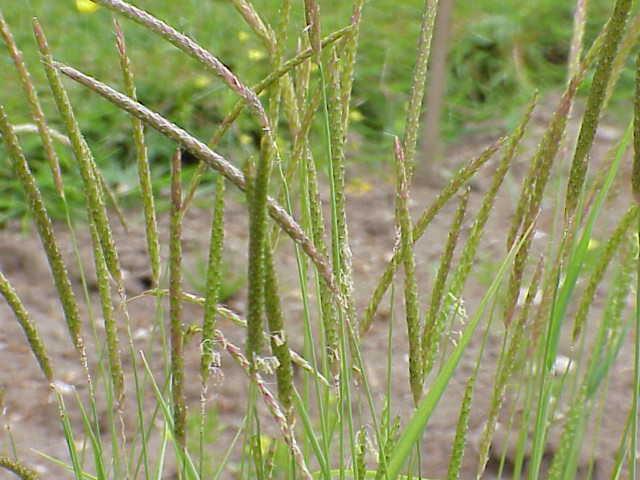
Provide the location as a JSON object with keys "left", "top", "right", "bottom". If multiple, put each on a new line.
{"left": 327, "top": 47, "right": 357, "bottom": 326}
{"left": 264, "top": 241, "right": 294, "bottom": 419}
{"left": 114, "top": 19, "right": 161, "bottom": 286}
{"left": 305, "top": 147, "right": 339, "bottom": 370}
{"left": 426, "top": 95, "right": 535, "bottom": 373}
{"left": 603, "top": 13, "right": 640, "bottom": 110}
{"left": 476, "top": 257, "right": 543, "bottom": 479}
{"left": 33, "top": 19, "right": 123, "bottom": 286}
{"left": 504, "top": 80, "right": 579, "bottom": 320}
{"left": 181, "top": 25, "right": 353, "bottom": 211}
{"left": 0, "top": 106, "right": 83, "bottom": 354}
{"left": 422, "top": 187, "right": 470, "bottom": 372}
{"left": 89, "top": 217, "right": 125, "bottom": 404}
{"left": 54, "top": 60, "right": 337, "bottom": 296}
{"left": 447, "top": 372, "right": 475, "bottom": 480}
{"left": 0, "top": 456, "right": 40, "bottom": 480}
{"left": 0, "top": 271, "right": 53, "bottom": 382}
{"left": 169, "top": 148, "right": 186, "bottom": 449}
{"left": 339, "top": 0, "right": 365, "bottom": 131}
{"left": 0, "top": 10, "right": 63, "bottom": 197}
{"left": 361, "top": 136, "right": 505, "bottom": 335}
{"left": 402, "top": 0, "right": 440, "bottom": 179}
{"left": 634, "top": 51, "right": 640, "bottom": 203}
{"left": 572, "top": 205, "right": 639, "bottom": 341}
{"left": 394, "top": 137, "right": 423, "bottom": 404}
{"left": 565, "top": 0, "right": 632, "bottom": 220}
{"left": 245, "top": 154, "right": 266, "bottom": 366}
{"left": 303, "top": 0, "right": 322, "bottom": 62}
{"left": 201, "top": 174, "right": 225, "bottom": 384}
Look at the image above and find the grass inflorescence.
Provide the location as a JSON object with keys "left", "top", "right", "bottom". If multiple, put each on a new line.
{"left": 1, "top": 1, "right": 639, "bottom": 479}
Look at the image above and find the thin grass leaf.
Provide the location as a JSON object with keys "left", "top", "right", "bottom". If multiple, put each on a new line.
{"left": 138, "top": 354, "right": 200, "bottom": 480}
{"left": 73, "top": 390, "right": 107, "bottom": 480}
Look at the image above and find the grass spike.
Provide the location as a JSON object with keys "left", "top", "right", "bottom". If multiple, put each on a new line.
{"left": 394, "top": 137, "right": 423, "bottom": 403}
{"left": 0, "top": 10, "right": 63, "bottom": 196}
{"left": 201, "top": 175, "right": 225, "bottom": 383}
{"left": 402, "top": 0, "right": 439, "bottom": 178}
{"left": 361, "top": 136, "right": 505, "bottom": 335}
{"left": 169, "top": 148, "right": 186, "bottom": 449}
{"left": 113, "top": 18, "right": 161, "bottom": 286}
{"left": 0, "top": 106, "right": 83, "bottom": 354}
{"left": 0, "top": 457, "right": 40, "bottom": 480}
{"left": 565, "top": 0, "right": 632, "bottom": 220}
{"left": 0, "top": 271, "right": 53, "bottom": 382}
{"left": 54, "top": 61, "right": 337, "bottom": 294}
{"left": 572, "top": 205, "right": 638, "bottom": 340}
{"left": 264, "top": 242, "right": 295, "bottom": 418}
{"left": 33, "top": 19, "right": 122, "bottom": 286}
{"left": 422, "top": 187, "right": 469, "bottom": 374}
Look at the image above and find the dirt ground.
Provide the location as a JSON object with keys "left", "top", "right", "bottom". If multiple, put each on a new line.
{"left": 0, "top": 96, "right": 637, "bottom": 479}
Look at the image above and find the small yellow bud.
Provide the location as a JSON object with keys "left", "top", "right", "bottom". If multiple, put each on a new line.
{"left": 238, "top": 31, "right": 250, "bottom": 42}
{"left": 75, "top": 0, "right": 99, "bottom": 13}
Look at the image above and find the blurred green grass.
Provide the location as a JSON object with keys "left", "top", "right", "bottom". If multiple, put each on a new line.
{"left": 0, "top": 0, "right": 626, "bottom": 221}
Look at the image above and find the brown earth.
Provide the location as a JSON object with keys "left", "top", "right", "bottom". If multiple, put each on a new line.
{"left": 0, "top": 97, "right": 636, "bottom": 479}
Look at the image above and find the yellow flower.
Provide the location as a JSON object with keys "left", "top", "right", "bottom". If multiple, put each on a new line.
{"left": 238, "top": 31, "right": 250, "bottom": 42}
{"left": 75, "top": 0, "right": 99, "bottom": 13}
{"left": 239, "top": 133, "right": 252, "bottom": 146}
{"left": 349, "top": 109, "right": 364, "bottom": 122}
{"left": 248, "top": 49, "right": 266, "bottom": 61}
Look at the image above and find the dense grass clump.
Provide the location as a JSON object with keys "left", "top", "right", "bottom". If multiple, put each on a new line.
{"left": 1, "top": 0, "right": 640, "bottom": 479}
